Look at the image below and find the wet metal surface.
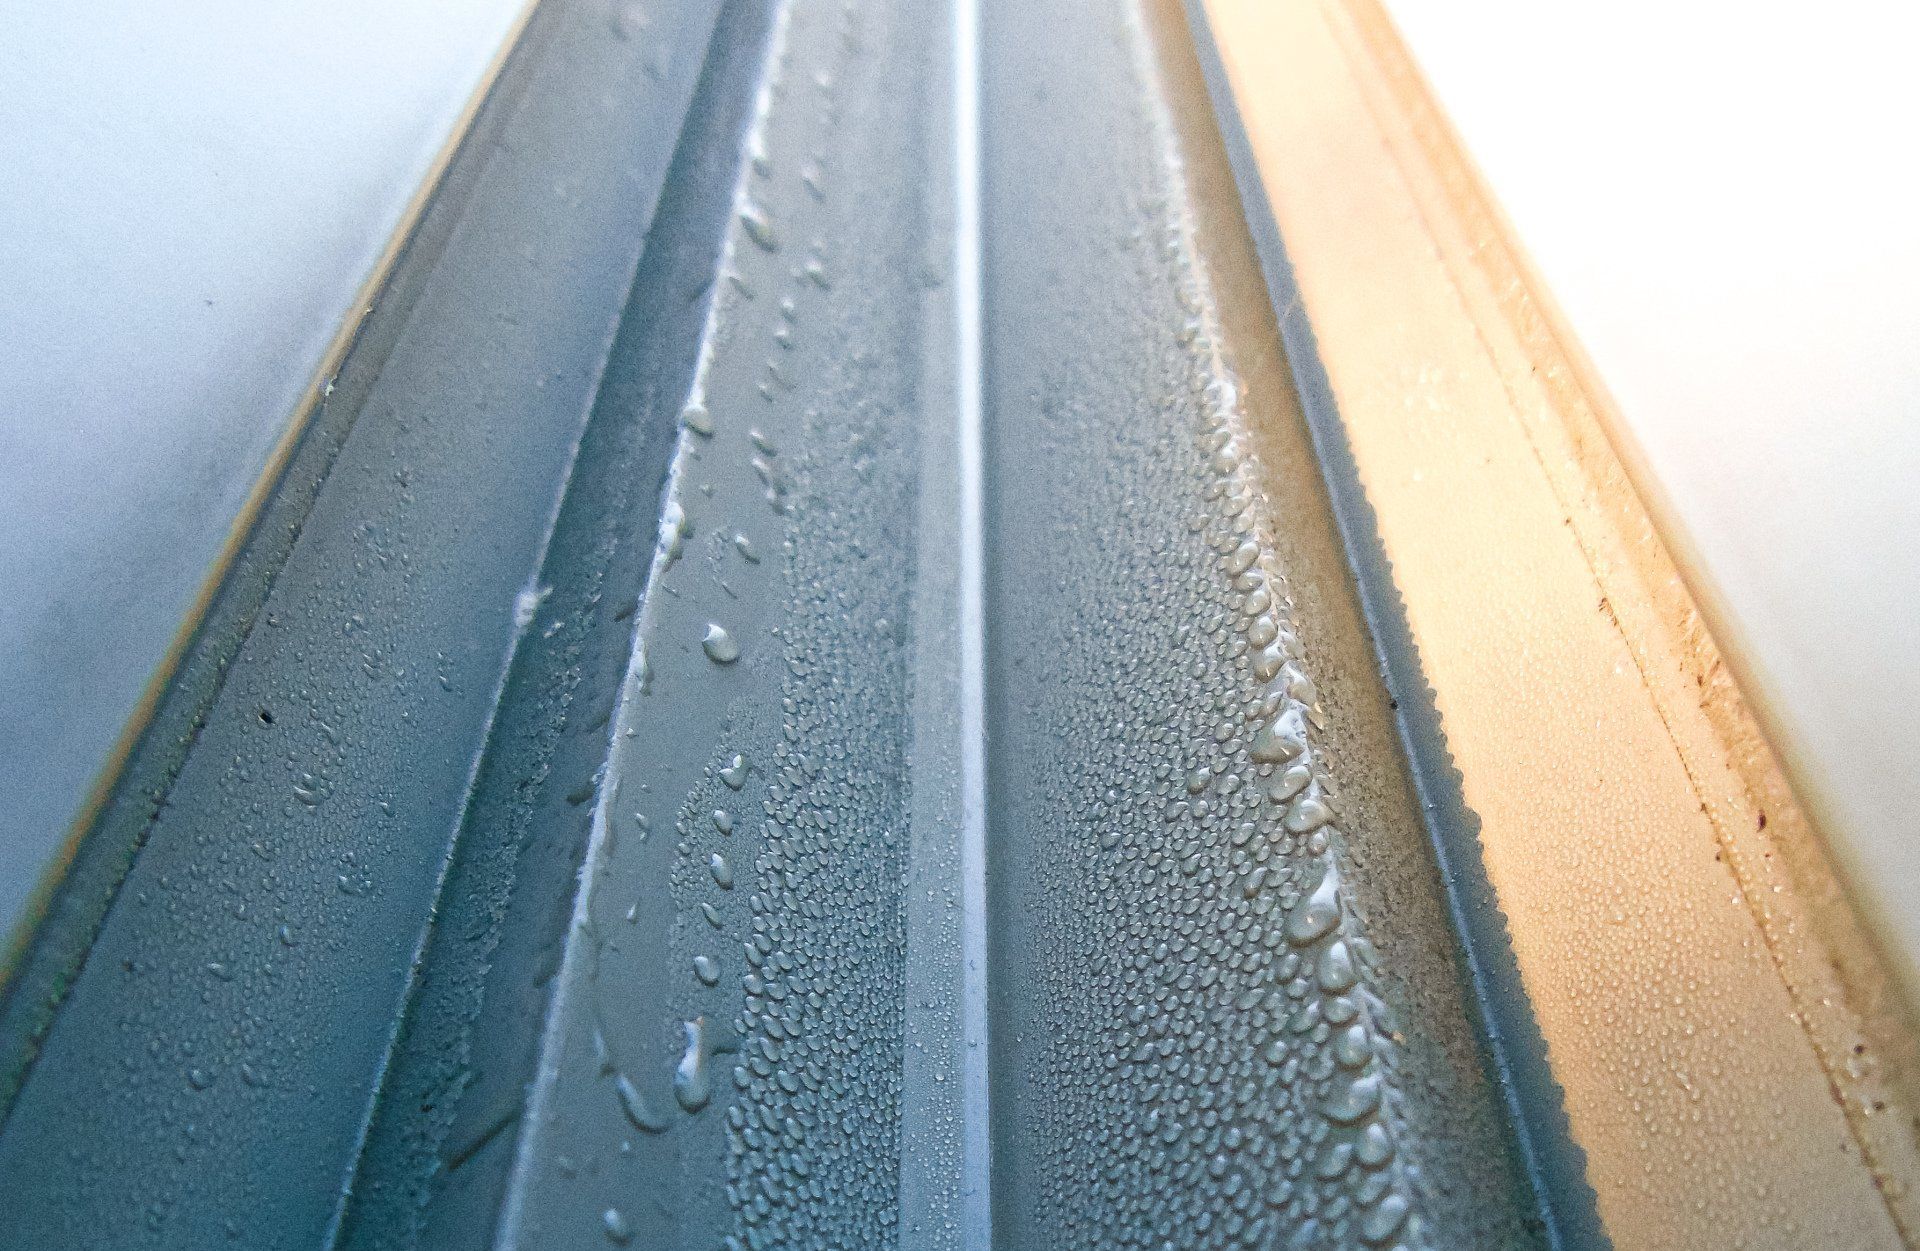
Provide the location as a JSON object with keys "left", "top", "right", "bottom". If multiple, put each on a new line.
{"left": 979, "top": 2, "right": 1536, "bottom": 1245}
{"left": 0, "top": 0, "right": 727, "bottom": 1243}
{"left": 1194, "top": 0, "right": 1920, "bottom": 1246}
{"left": 0, "top": 0, "right": 527, "bottom": 945}
{"left": 0, "top": 0, "right": 1561, "bottom": 1246}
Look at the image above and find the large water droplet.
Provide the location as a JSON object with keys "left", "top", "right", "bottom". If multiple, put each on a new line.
{"left": 1285, "top": 795, "right": 1332, "bottom": 835}
{"left": 1250, "top": 711, "right": 1306, "bottom": 764}
{"left": 1361, "top": 1192, "right": 1409, "bottom": 1244}
{"left": 615, "top": 1073, "right": 670, "bottom": 1133}
{"left": 675, "top": 1018, "right": 711, "bottom": 1112}
{"left": 740, "top": 202, "right": 778, "bottom": 252}
{"left": 702, "top": 624, "right": 740, "bottom": 664}
{"left": 1317, "top": 940, "right": 1358, "bottom": 992}
{"left": 1285, "top": 865, "right": 1341, "bottom": 946}
{"left": 1322, "top": 1072, "right": 1381, "bottom": 1124}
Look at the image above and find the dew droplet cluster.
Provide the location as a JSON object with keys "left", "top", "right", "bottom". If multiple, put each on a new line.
{"left": 639, "top": 1, "right": 924, "bottom": 1245}
{"left": 1006, "top": 375, "right": 1431, "bottom": 1249}
{"left": 982, "top": 9, "right": 1433, "bottom": 1249}
{"left": 0, "top": 0, "right": 1565, "bottom": 1245}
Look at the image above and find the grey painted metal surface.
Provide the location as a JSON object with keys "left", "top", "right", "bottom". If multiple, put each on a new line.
{"left": 1177, "top": 7, "right": 1604, "bottom": 1246}
{"left": 488, "top": 1, "right": 963, "bottom": 1244}
{"left": 0, "top": 0, "right": 727, "bottom": 1242}
{"left": 0, "top": 0, "right": 526, "bottom": 946}
{"left": 979, "top": 2, "right": 1540, "bottom": 1246}
{"left": 0, "top": 0, "right": 1573, "bottom": 1245}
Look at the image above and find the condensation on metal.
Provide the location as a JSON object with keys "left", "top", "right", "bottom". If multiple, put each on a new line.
{"left": 0, "top": 0, "right": 1574, "bottom": 1247}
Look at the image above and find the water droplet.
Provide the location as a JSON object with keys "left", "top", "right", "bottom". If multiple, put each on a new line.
{"left": 1322, "top": 1072, "right": 1382, "bottom": 1124}
{"left": 693, "top": 955, "right": 721, "bottom": 985}
{"left": 1356, "top": 1122, "right": 1394, "bottom": 1167}
{"left": 1285, "top": 795, "right": 1332, "bottom": 835}
{"left": 709, "top": 853, "right": 734, "bottom": 889}
{"left": 702, "top": 624, "right": 740, "bottom": 664}
{"left": 1344, "top": 1020, "right": 1374, "bottom": 1066}
{"left": 1269, "top": 764, "right": 1311, "bottom": 803}
{"left": 739, "top": 202, "right": 778, "bottom": 252}
{"left": 1317, "top": 940, "right": 1358, "bottom": 993}
{"left": 1361, "top": 1192, "right": 1409, "bottom": 1243}
{"left": 664, "top": 503, "right": 694, "bottom": 568}
{"left": 1250, "top": 712, "right": 1306, "bottom": 764}
{"left": 513, "top": 583, "right": 551, "bottom": 629}
{"left": 675, "top": 1018, "right": 711, "bottom": 1112}
{"left": 615, "top": 1073, "right": 670, "bottom": 1134}
{"left": 1286, "top": 865, "right": 1342, "bottom": 945}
